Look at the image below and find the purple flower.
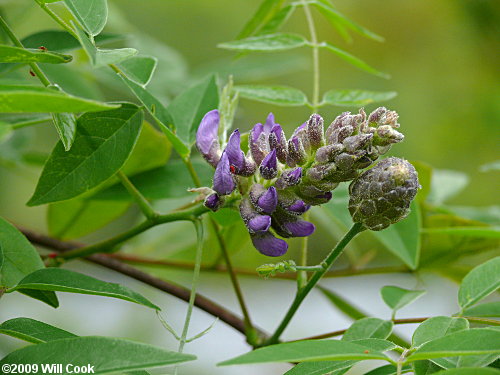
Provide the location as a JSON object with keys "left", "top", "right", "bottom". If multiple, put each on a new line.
{"left": 213, "top": 151, "right": 235, "bottom": 195}
{"left": 275, "top": 167, "right": 302, "bottom": 189}
{"left": 196, "top": 110, "right": 221, "bottom": 167}
{"left": 264, "top": 112, "right": 276, "bottom": 132}
{"left": 272, "top": 215, "right": 316, "bottom": 238}
{"left": 257, "top": 186, "right": 278, "bottom": 214}
{"left": 247, "top": 215, "right": 272, "bottom": 233}
{"left": 269, "top": 124, "right": 288, "bottom": 163}
{"left": 260, "top": 149, "right": 278, "bottom": 179}
{"left": 204, "top": 193, "right": 222, "bottom": 211}
{"left": 251, "top": 231, "right": 288, "bottom": 257}
{"left": 306, "top": 114, "right": 325, "bottom": 150}
{"left": 287, "top": 136, "right": 307, "bottom": 166}
{"left": 226, "top": 129, "right": 245, "bottom": 171}
{"left": 286, "top": 200, "right": 310, "bottom": 215}
{"left": 225, "top": 129, "right": 256, "bottom": 176}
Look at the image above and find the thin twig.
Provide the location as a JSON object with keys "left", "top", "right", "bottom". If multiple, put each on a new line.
{"left": 19, "top": 227, "right": 268, "bottom": 341}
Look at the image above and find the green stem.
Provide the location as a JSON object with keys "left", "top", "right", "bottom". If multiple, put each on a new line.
{"left": 177, "top": 220, "right": 204, "bottom": 354}
{"left": 297, "top": 211, "right": 310, "bottom": 289}
{"left": 34, "top": 0, "right": 78, "bottom": 39}
{"left": 210, "top": 219, "right": 257, "bottom": 344}
{"left": 59, "top": 204, "right": 209, "bottom": 260}
{"left": 116, "top": 171, "right": 158, "bottom": 220}
{"left": 11, "top": 116, "right": 52, "bottom": 130}
{"left": 0, "top": 16, "right": 51, "bottom": 87}
{"left": 267, "top": 223, "right": 364, "bottom": 344}
{"left": 302, "top": 0, "right": 320, "bottom": 110}
{"left": 182, "top": 158, "right": 202, "bottom": 188}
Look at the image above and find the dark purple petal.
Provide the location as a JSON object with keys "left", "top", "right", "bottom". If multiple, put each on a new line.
{"left": 263, "top": 112, "right": 275, "bottom": 133}
{"left": 260, "top": 149, "right": 278, "bottom": 179}
{"left": 269, "top": 124, "right": 288, "bottom": 163}
{"left": 287, "top": 136, "right": 307, "bottom": 166}
{"left": 213, "top": 151, "right": 235, "bottom": 195}
{"left": 257, "top": 186, "right": 278, "bottom": 214}
{"left": 225, "top": 129, "right": 245, "bottom": 171}
{"left": 275, "top": 167, "right": 302, "bottom": 189}
{"left": 286, "top": 200, "right": 310, "bottom": 214}
{"left": 196, "top": 110, "right": 221, "bottom": 167}
{"left": 283, "top": 220, "right": 315, "bottom": 237}
{"left": 250, "top": 123, "right": 268, "bottom": 166}
{"left": 315, "top": 191, "right": 332, "bottom": 201}
{"left": 247, "top": 215, "right": 272, "bottom": 233}
{"left": 204, "top": 193, "right": 222, "bottom": 211}
{"left": 251, "top": 232, "right": 288, "bottom": 257}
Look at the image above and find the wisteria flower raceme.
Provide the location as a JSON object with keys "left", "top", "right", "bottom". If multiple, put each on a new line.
{"left": 196, "top": 107, "right": 411, "bottom": 257}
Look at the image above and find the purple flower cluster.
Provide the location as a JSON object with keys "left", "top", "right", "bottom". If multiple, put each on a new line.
{"left": 196, "top": 107, "right": 404, "bottom": 257}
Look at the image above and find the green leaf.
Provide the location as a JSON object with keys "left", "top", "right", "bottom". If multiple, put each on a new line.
{"left": 352, "top": 338, "right": 396, "bottom": 352}
{"left": 463, "top": 302, "right": 500, "bottom": 318}
{"left": 92, "top": 159, "right": 213, "bottom": 201}
{"left": 73, "top": 23, "right": 137, "bottom": 67}
{"left": 458, "top": 256, "right": 500, "bottom": 310}
{"left": 446, "top": 206, "right": 500, "bottom": 226}
{"left": 321, "top": 90, "right": 397, "bottom": 107}
{"left": 413, "top": 360, "right": 445, "bottom": 375}
{"left": 168, "top": 74, "right": 219, "bottom": 146}
{"left": 258, "top": 4, "right": 296, "bottom": 35}
{"left": 117, "top": 55, "right": 157, "bottom": 86}
{"left": 320, "top": 42, "right": 389, "bottom": 78}
{"left": 234, "top": 85, "right": 308, "bottom": 106}
{"left": 372, "top": 200, "right": 421, "bottom": 269}
{"left": 47, "top": 199, "right": 130, "bottom": 240}
{"left": 237, "top": 0, "right": 285, "bottom": 39}
{"left": 0, "top": 85, "right": 118, "bottom": 113}
{"left": 319, "top": 286, "right": 366, "bottom": 320}
{"left": 408, "top": 329, "right": 500, "bottom": 362}
{"left": 116, "top": 74, "right": 189, "bottom": 158}
{"left": 433, "top": 369, "right": 500, "bottom": 375}
{"left": 218, "top": 340, "right": 389, "bottom": 366}
{"left": 422, "top": 227, "right": 500, "bottom": 239}
{"left": 0, "top": 45, "right": 72, "bottom": 64}
{"left": 7, "top": 268, "right": 160, "bottom": 310}
{"left": 284, "top": 361, "right": 354, "bottom": 375}
{"left": 343, "top": 318, "right": 393, "bottom": 341}
{"left": 21, "top": 30, "right": 124, "bottom": 53}
{"left": 219, "top": 33, "right": 307, "bottom": 52}
{"left": 380, "top": 286, "right": 426, "bottom": 315}
{"left": 428, "top": 169, "right": 469, "bottom": 205}
{"left": 365, "top": 364, "right": 412, "bottom": 375}
{"left": 27, "top": 103, "right": 143, "bottom": 206}
{"left": 64, "top": 0, "right": 108, "bottom": 36}
{"left": 120, "top": 121, "right": 172, "bottom": 177}
{"left": 0, "top": 336, "right": 195, "bottom": 372}
{"left": 412, "top": 316, "right": 469, "bottom": 348}
{"left": 311, "top": 1, "right": 384, "bottom": 42}
{"left": 51, "top": 112, "right": 77, "bottom": 151}
{"left": 0, "top": 317, "right": 76, "bottom": 344}
{"left": 0, "top": 217, "right": 44, "bottom": 288}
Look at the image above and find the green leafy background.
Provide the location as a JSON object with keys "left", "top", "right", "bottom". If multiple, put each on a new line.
{"left": 0, "top": 0, "right": 498, "bottom": 375}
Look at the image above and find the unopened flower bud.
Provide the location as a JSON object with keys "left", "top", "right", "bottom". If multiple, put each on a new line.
{"left": 306, "top": 114, "right": 325, "bottom": 150}
{"left": 225, "top": 129, "right": 256, "bottom": 176}
{"left": 275, "top": 167, "right": 302, "bottom": 189}
{"left": 247, "top": 215, "right": 272, "bottom": 233}
{"left": 250, "top": 184, "right": 278, "bottom": 214}
{"left": 260, "top": 149, "right": 278, "bottom": 179}
{"left": 348, "top": 157, "right": 419, "bottom": 231}
{"left": 285, "top": 199, "right": 310, "bottom": 215}
{"left": 373, "top": 125, "right": 404, "bottom": 146}
{"left": 213, "top": 151, "right": 236, "bottom": 195}
{"left": 250, "top": 123, "right": 268, "bottom": 166}
{"left": 204, "top": 193, "right": 222, "bottom": 211}
{"left": 196, "top": 110, "right": 221, "bottom": 167}
{"left": 315, "top": 144, "right": 344, "bottom": 163}
{"left": 272, "top": 210, "right": 315, "bottom": 238}
{"left": 269, "top": 124, "right": 288, "bottom": 163}
{"left": 343, "top": 134, "right": 373, "bottom": 153}
{"left": 287, "top": 136, "right": 307, "bottom": 166}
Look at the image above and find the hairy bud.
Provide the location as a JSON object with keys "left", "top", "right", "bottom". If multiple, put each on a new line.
{"left": 348, "top": 157, "right": 419, "bottom": 231}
